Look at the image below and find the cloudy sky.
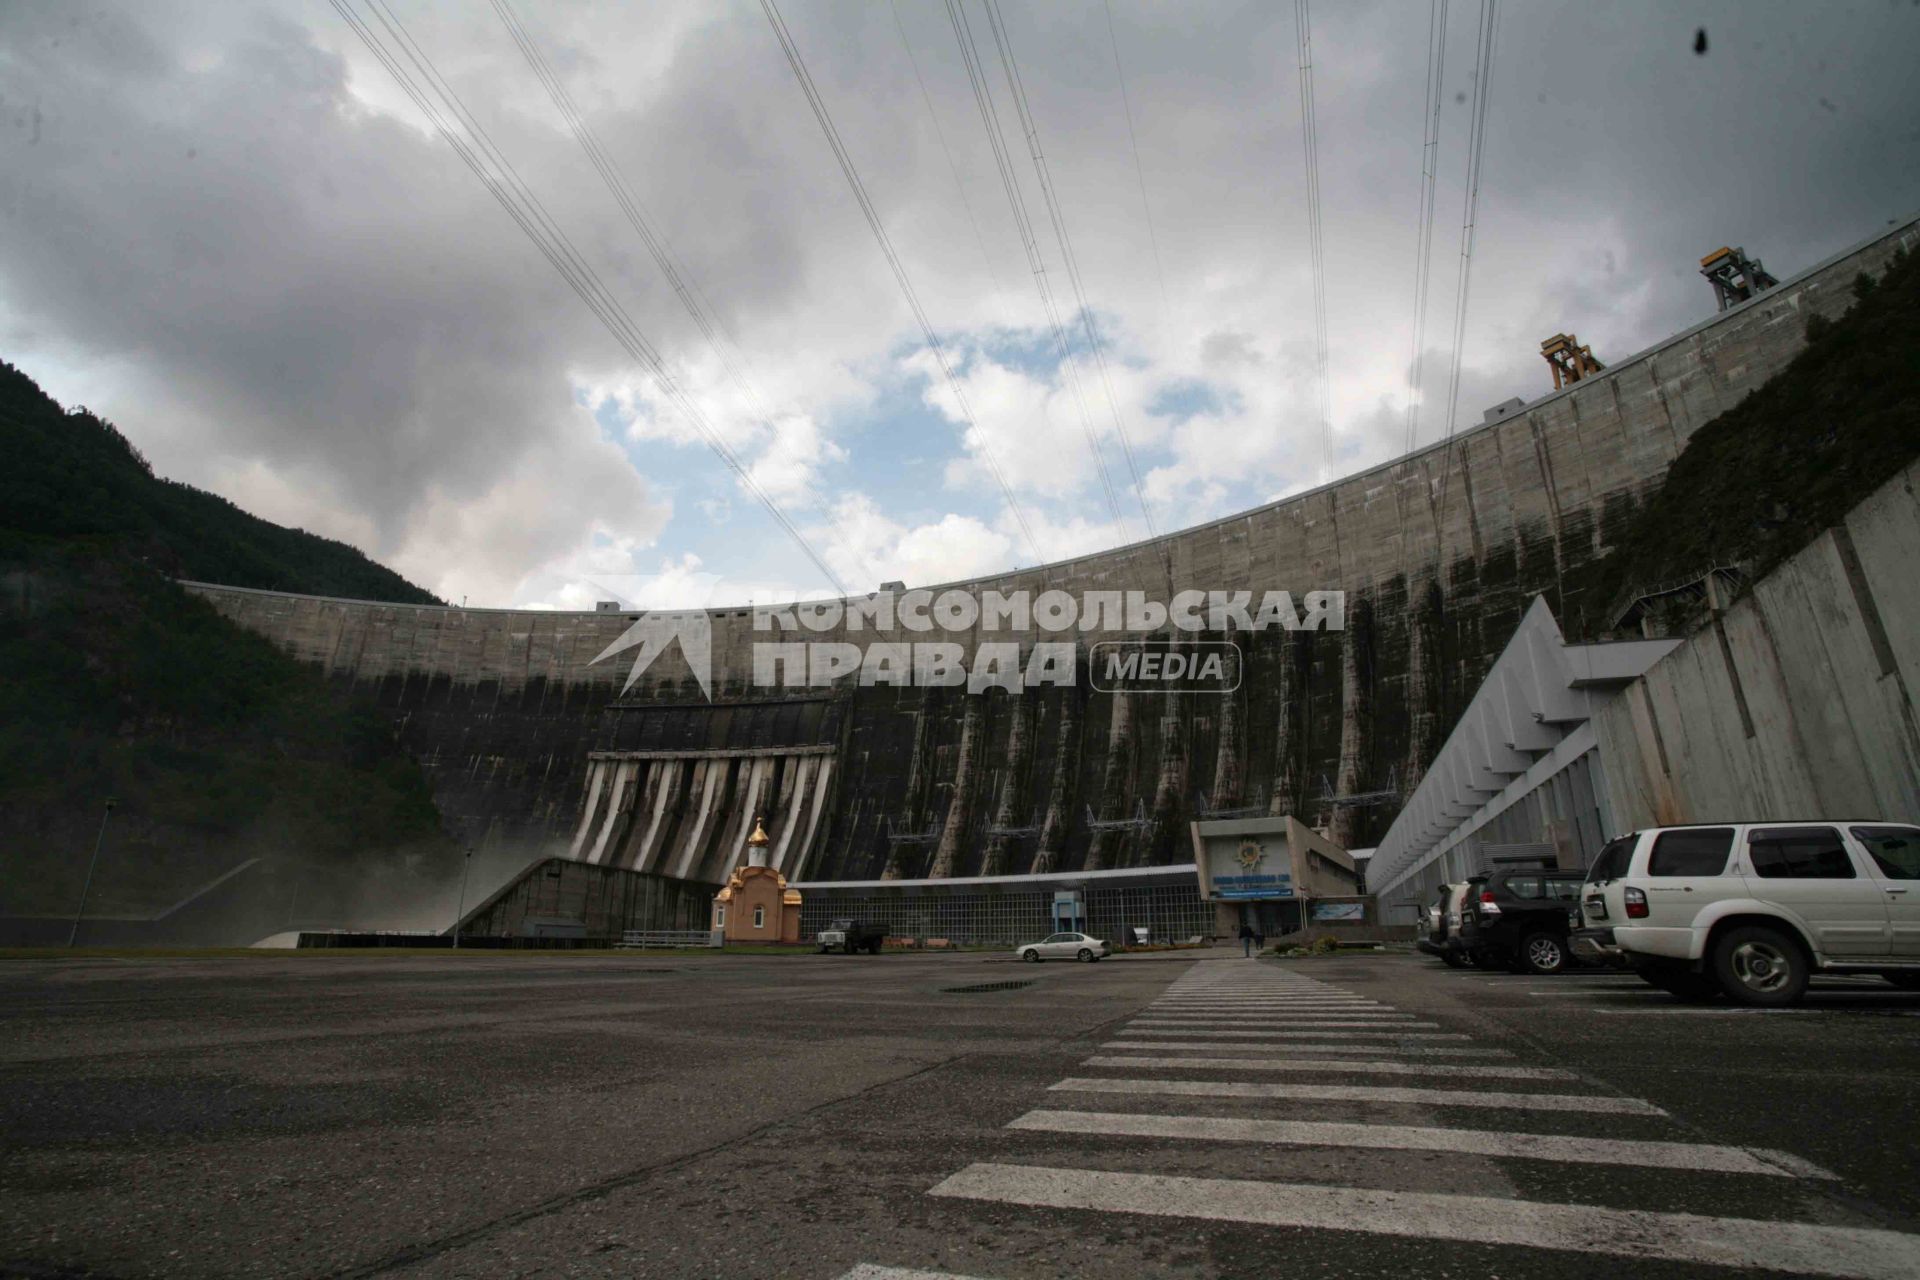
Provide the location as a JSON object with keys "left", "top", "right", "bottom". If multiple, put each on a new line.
{"left": 3, "top": 1, "right": 1917, "bottom": 609}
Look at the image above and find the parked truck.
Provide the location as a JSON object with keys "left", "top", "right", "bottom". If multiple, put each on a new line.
{"left": 817, "top": 919, "right": 887, "bottom": 954}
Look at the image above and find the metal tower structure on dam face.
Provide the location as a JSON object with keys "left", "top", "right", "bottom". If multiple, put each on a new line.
{"left": 1701, "top": 245, "right": 1778, "bottom": 312}
{"left": 181, "top": 216, "right": 1920, "bottom": 885}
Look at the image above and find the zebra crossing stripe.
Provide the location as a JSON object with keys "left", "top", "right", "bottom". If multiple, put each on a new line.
{"left": 1007, "top": 1109, "right": 1834, "bottom": 1178}
{"left": 1102, "top": 1040, "right": 1512, "bottom": 1057}
{"left": 1082, "top": 1054, "right": 1573, "bottom": 1081}
{"left": 1128, "top": 1013, "right": 1420, "bottom": 1028}
{"left": 928, "top": 1165, "right": 1918, "bottom": 1279}
{"left": 1144, "top": 1013, "right": 1400, "bottom": 1019}
{"left": 1049, "top": 1077, "right": 1663, "bottom": 1115}
{"left": 1131, "top": 1019, "right": 1438, "bottom": 1029}
{"left": 836, "top": 1267, "right": 996, "bottom": 1280}
{"left": 1143, "top": 1006, "right": 1411, "bottom": 1012}
{"left": 1123, "top": 1029, "right": 1472, "bottom": 1040}
{"left": 1151, "top": 1001, "right": 1387, "bottom": 1007}
{"left": 1155, "top": 992, "right": 1374, "bottom": 997}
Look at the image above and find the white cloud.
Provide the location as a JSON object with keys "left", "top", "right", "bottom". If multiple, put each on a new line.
{"left": 817, "top": 493, "right": 1014, "bottom": 589}
{"left": 3, "top": 0, "right": 1915, "bottom": 611}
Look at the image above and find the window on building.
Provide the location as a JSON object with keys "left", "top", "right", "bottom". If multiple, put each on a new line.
{"left": 715, "top": 907, "right": 725, "bottom": 927}
{"left": 1748, "top": 827, "right": 1855, "bottom": 879}
{"left": 1649, "top": 828, "right": 1734, "bottom": 876}
{"left": 753, "top": 906, "right": 766, "bottom": 929}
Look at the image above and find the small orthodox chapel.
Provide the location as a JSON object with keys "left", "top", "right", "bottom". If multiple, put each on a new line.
{"left": 712, "top": 817, "right": 804, "bottom": 944}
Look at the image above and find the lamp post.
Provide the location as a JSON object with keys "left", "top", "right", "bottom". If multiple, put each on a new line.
{"left": 68, "top": 798, "right": 116, "bottom": 948}
{"left": 452, "top": 847, "right": 473, "bottom": 949}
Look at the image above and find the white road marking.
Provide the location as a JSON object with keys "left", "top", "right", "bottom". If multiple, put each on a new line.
{"left": 1143, "top": 1013, "right": 1399, "bottom": 1019}
{"left": 1007, "top": 1110, "right": 1832, "bottom": 1178}
{"left": 1122, "top": 1029, "right": 1473, "bottom": 1041}
{"left": 837, "top": 1267, "right": 997, "bottom": 1280}
{"left": 1082, "top": 1055, "right": 1572, "bottom": 1081}
{"left": 928, "top": 1165, "right": 1919, "bottom": 1278}
{"left": 1049, "top": 1077, "right": 1662, "bottom": 1115}
{"left": 1151, "top": 1006, "right": 1389, "bottom": 1011}
{"left": 1152, "top": 995, "right": 1382, "bottom": 1001}
{"left": 1131, "top": 1019, "right": 1437, "bottom": 1029}
{"left": 1155, "top": 992, "right": 1369, "bottom": 997}
{"left": 1136, "top": 1005, "right": 1428, "bottom": 1013}
{"left": 1578, "top": 1006, "right": 1920, "bottom": 1017}
{"left": 1102, "top": 1040, "right": 1512, "bottom": 1057}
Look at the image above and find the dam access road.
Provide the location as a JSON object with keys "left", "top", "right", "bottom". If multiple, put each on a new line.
{"left": 4, "top": 951, "right": 1920, "bottom": 1280}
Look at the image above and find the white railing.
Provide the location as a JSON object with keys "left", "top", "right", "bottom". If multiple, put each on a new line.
{"left": 616, "top": 929, "right": 723, "bottom": 949}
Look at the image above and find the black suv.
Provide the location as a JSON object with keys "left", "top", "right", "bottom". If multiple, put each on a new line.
{"left": 1456, "top": 868, "right": 1587, "bottom": 973}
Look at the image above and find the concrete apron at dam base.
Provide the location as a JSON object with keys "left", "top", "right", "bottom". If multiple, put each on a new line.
{"left": 8, "top": 950, "right": 1920, "bottom": 1279}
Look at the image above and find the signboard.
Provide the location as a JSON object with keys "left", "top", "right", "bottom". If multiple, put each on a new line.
{"left": 1193, "top": 820, "right": 1297, "bottom": 900}
{"left": 1212, "top": 874, "right": 1293, "bottom": 901}
{"left": 1311, "top": 901, "right": 1366, "bottom": 922}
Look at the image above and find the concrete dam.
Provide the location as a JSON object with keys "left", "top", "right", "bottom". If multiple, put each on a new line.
{"left": 187, "top": 218, "right": 1919, "bottom": 888}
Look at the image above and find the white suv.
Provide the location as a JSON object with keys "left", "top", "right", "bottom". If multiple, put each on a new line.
{"left": 1576, "top": 821, "right": 1920, "bottom": 1005}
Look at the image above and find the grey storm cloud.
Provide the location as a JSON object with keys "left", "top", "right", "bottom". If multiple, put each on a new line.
{"left": 2, "top": 0, "right": 1917, "bottom": 604}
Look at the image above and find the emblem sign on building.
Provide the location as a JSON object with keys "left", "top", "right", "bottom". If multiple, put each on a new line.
{"left": 1190, "top": 819, "right": 1297, "bottom": 901}
{"left": 1188, "top": 815, "right": 1362, "bottom": 908}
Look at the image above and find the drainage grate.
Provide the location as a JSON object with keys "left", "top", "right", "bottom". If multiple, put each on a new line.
{"left": 941, "top": 980, "right": 1036, "bottom": 994}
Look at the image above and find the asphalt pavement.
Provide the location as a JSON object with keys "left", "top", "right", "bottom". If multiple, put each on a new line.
{"left": 4, "top": 948, "right": 1920, "bottom": 1279}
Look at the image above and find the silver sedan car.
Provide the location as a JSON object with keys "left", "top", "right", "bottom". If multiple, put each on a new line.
{"left": 1017, "top": 932, "right": 1110, "bottom": 962}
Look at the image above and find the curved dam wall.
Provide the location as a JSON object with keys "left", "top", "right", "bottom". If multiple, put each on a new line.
{"left": 186, "top": 218, "right": 1919, "bottom": 884}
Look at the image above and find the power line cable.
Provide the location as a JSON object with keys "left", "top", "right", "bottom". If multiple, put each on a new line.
{"left": 757, "top": 0, "right": 1043, "bottom": 565}
{"left": 1102, "top": 0, "right": 1171, "bottom": 321}
{"left": 925, "top": 0, "right": 1123, "bottom": 537}
{"left": 893, "top": 0, "right": 1096, "bottom": 565}
{"left": 1294, "top": 0, "right": 1333, "bottom": 481}
{"left": 491, "top": 0, "right": 785, "bottom": 440}
{"left": 1402, "top": 0, "right": 1449, "bottom": 456}
{"left": 941, "top": 0, "right": 1127, "bottom": 537}
{"left": 979, "top": 0, "right": 1159, "bottom": 539}
{"left": 888, "top": 0, "right": 1018, "bottom": 316}
{"left": 1433, "top": 0, "right": 1500, "bottom": 530}
{"left": 332, "top": 0, "right": 852, "bottom": 596}
{"left": 488, "top": 0, "right": 873, "bottom": 586}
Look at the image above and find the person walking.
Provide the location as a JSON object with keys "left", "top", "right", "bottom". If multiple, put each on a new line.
{"left": 1239, "top": 922, "right": 1255, "bottom": 958}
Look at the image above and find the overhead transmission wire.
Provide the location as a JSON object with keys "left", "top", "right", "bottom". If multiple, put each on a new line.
{"left": 1294, "top": 0, "right": 1333, "bottom": 482}
{"left": 941, "top": 0, "right": 1127, "bottom": 538}
{"left": 893, "top": 0, "right": 1097, "bottom": 578}
{"left": 888, "top": 0, "right": 1019, "bottom": 318}
{"left": 1433, "top": 0, "right": 1500, "bottom": 527}
{"left": 1102, "top": 0, "right": 1172, "bottom": 323}
{"left": 980, "top": 0, "right": 1159, "bottom": 541}
{"left": 488, "top": 0, "right": 787, "bottom": 455}
{"left": 757, "top": 0, "right": 1042, "bottom": 566}
{"left": 1402, "top": 0, "right": 1449, "bottom": 457}
{"left": 329, "top": 0, "right": 851, "bottom": 597}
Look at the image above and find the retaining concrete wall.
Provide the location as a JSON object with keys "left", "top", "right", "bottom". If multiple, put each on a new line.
{"left": 185, "top": 218, "right": 1920, "bottom": 879}
{"left": 1595, "top": 459, "right": 1920, "bottom": 829}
